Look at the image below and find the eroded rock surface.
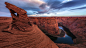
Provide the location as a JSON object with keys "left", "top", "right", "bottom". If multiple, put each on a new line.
{"left": 29, "top": 17, "right": 60, "bottom": 36}
{"left": 29, "top": 17, "right": 86, "bottom": 48}
{"left": 56, "top": 44, "right": 78, "bottom": 48}
{"left": 0, "top": 2, "right": 86, "bottom": 48}
{"left": 0, "top": 2, "right": 59, "bottom": 48}
{"left": 0, "top": 17, "right": 86, "bottom": 48}
{"left": 5, "top": 2, "right": 32, "bottom": 32}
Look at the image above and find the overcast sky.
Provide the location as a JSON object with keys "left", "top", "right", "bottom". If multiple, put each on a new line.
{"left": 0, "top": 0, "right": 86, "bottom": 17}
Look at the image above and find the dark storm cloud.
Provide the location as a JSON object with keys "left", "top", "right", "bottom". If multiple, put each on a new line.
{"left": 70, "top": 6, "right": 86, "bottom": 10}
{"left": 50, "top": 0, "right": 86, "bottom": 9}
{"left": 0, "top": 0, "right": 43, "bottom": 15}
{"left": 5, "top": 0, "right": 41, "bottom": 11}
{"left": 38, "top": 0, "right": 61, "bottom": 13}
{"left": 49, "top": 1, "right": 61, "bottom": 9}
{"left": 39, "top": 3, "right": 47, "bottom": 9}
{"left": 38, "top": 0, "right": 86, "bottom": 14}
{"left": 0, "top": 0, "right": 86, "bottom": 16}
{"left": 43, "top": 0, "right": 86, "bottom": 10}
{"left": 43, "top": 0, "right": 61, "bottom": 9}
{"left": 46, "top": 0, "right": 61, "bottom": 5}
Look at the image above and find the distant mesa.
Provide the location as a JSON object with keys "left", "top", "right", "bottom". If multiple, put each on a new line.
{"left": 0, "top": 2, "right": 59, "bottom": 48}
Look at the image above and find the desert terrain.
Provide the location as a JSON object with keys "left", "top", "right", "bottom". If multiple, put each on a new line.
{"left": 0, "top": 2, "right": 86, "bottom": 48}
{"left": 0, "top": 17, "right": 86, "bottom": 48}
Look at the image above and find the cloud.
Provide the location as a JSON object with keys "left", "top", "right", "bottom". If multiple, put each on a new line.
{"left": 5, "top": 0, "right": 45, "bottom": 10}
{"left": 57, "top": 0, "right": 86, "bottom": 9}
{"left": 42, "top": 0, "right": 86, "bottom": 10}
{"left": 35, "top": 8, "right": 86, "bottom": 16}
{"left": 0, "top": 0, "right": 86, "bottom": 16}
{"left": 45, "top": 0, "right": 61, "bottom": 9}
{"left": 62, "top": 0, "right": 73, "bottom": 3}
{"left": 0, "top": 0, "right": 45, "bottom": 15}
{"left": 70, "top": 6, "right": 86, "bottom": 10}
{"left": 38, "top": 3, "right": 50, "bottom": 13}
{"left": 38, "top": 0, "right": 86, "bottom": 14}
{"left": 37, "top": 0, "right": 61, "bottom": 13}
{"left": 26, "top": 10, "right": 38, "bottom": 15}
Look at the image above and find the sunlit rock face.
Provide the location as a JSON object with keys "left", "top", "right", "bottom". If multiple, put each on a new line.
{"left": 29, "top": 17, "right": 86, "bottom": 48}
{"left": 29, "top": 17, "right": 60, "bottom": 36}
{"left": 5, "top": 2, "right": 32, "bottom": 32}
{"left": 0, "top": 2, "right": 59, "bottom": 48}
{"left": 0, "top": 17, "right": 12, "bottom": 31}
{"left": 0, "top": 1, "right": 86, "bottom": 48}
{"left": 1, "top": 17, "right": 86, "bottom": 48}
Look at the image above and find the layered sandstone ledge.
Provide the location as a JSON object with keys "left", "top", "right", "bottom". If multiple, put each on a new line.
{"left": 29, "top": 17, "right": 59, "bottom": 35}
{"left": 0, "top": 17, "right": 86, "bottom": 48}
{"left": 0, "top": 2, "right": 59, "bottom": 48}
{"left": 29, "top": 17, "right": 86, "bottom": 48}
{"left": 0, "top": 2, "right": 86, "bottom": 48}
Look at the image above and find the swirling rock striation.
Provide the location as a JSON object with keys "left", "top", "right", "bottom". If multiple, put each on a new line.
{"left": 0, "top": 2, "right": 59, "bottom": 48}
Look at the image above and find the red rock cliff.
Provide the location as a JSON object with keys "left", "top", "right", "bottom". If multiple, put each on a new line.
{"left": 0, "top": 2, "right": 59, "bottom": 48}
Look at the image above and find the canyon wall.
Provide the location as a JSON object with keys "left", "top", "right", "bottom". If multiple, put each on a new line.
{"left": 0, "top": 2, "right": 86, "bottom": 48}
{"left": 29, "top": 17, "right": 86, "bottom": 48}
{"left": 29, "top": 17, "right": 59, "bottom": 35}
{"left": 0, "top": 2, "right": 59, "bottom": 48}
{"left": 0, "top": 17, "right": 86, "bottom": 48}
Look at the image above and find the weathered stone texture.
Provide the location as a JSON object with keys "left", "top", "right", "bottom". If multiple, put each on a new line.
{"left": 29, "top": 17, "right": 60, "bottom": 35}
{"left": 0, "top": 2, "right": 59, "bottom": 48}
{"left": 29, "top": 17, "right": 86, "bottom": 48}
{"left": 5, "top": 2, "right": 32, "bottom": 32}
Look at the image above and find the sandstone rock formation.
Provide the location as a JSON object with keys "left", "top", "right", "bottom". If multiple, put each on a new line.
{"left": 4, "top": 2, "right": 32, "bottom": 32}
{"left": 0, "top": 2, "right": 59, "bottom": 48}
{"left": 56, "top": 17, "right": 86, "bottom": 48}
{"left": 0, "top": 17, "right": 12, "bottom": 32}
{"left": 0, "top": 17, "right": 86, "bottom": 48}
{"left": 56, "top": 43, "right": 78, "bottom": 48}
{"left": 29, "top": 17, "right": 86, "bottom": 48}
{"left": 29, "top": 17, "right": 60, "bottom": 36}
{"left": 0, "top": 1, "right": 86, "bottom": 48}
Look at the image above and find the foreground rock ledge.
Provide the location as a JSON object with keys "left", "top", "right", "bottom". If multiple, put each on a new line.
{"left": 0, "top": 2, "right": 59, "bottom": 48}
